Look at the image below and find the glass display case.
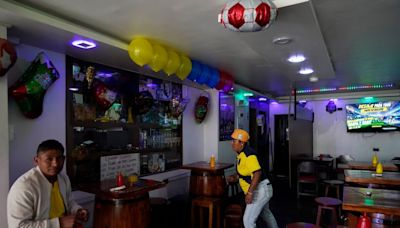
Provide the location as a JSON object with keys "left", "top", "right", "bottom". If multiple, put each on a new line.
{"left": 66, "top": 56, "right": 182, "bottom": 188}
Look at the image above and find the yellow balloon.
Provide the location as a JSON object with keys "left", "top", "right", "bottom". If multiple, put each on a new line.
{"left": 163, "top": 50, "right": 181, "bottom": 76}
{"left": 148, "top": 43, "right": 168, "bottom": 72}
{"left": 176, "top": 55, "right": 192, "bottom": 80}
{"left": 128, "top": 38, "right": 153, "bottom": 67}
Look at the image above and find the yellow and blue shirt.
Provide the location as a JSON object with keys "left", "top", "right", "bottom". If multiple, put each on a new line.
{"left": 236, "top": 145, "right": 267, "bottom": 194}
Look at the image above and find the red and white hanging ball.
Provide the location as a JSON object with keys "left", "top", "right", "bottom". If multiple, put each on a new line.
{"left": 218, "top": 0, "right": 277, "bottom": 32}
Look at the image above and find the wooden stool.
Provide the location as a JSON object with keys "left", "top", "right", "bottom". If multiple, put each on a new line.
{"left": 224, "top": 204, "right": 243, "bottom": 228}
{"left": 315, "top": 197, "right": 342, "bottom": 227}
{"left": 191, "top": 197, "right": 221, "bottom": 228}
{"left": 227, "top": 175, "right": 239, "bottom": 197}
{"left": 323, "top": 180, "right": 344, "bottom": 198}
{"left": 286, "top": 222, "right": 316, "bottom": 228}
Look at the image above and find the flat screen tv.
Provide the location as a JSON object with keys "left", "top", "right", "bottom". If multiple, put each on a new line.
{"left": 346, "top": 101, "right": 400, "bottom": 132}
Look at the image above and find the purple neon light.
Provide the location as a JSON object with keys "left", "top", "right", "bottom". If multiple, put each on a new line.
{"left": 71, "top": 40, "right": 97, "bottom": 49}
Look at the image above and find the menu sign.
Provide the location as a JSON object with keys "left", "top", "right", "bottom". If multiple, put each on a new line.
{"left": 100, "top": 153, "right": 140, "bottom": 181}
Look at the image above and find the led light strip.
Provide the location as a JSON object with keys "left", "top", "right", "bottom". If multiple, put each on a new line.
{"left": 296, "top": 83, "right": 394, "bottom": 94}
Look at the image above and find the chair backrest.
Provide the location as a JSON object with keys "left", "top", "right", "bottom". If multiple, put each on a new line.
{"left": 297, "top": 161, "right": 316, "bottom": 175}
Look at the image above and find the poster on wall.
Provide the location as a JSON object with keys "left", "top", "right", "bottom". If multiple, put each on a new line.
{"left": 100, "top": 153, "right": 140, "bottom": 181}
{"left": 219, "top": 92, "right": 235, "bottom": 141}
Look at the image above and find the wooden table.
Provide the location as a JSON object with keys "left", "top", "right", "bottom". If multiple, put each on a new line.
{"left": 347, "top": 161, "right": 399, "bottom": 171}
{"left": 342, "top": 186, "right": 400, "bottom": 216}
{"left": 79, "top": 179, "right": 165, "bottom": 228}
{"left": 344, "top": 170, "right": 400, "bottom": 186}
{"left": 181, "top": 161, "right": 234, "bottom": 197}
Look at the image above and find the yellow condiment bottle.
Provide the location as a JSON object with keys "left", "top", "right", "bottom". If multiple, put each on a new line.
{"left": 372, "top": 154, "right": 378, "bottom": 167}
{"left": 376, "top": 162, "right": 383, "bottom": 174}
{"left": 210, "top": 154, "right": 216, "bottom": 168}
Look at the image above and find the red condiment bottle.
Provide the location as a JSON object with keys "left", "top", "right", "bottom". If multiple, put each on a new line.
{"left": 357, "top": 212, "right": 371, "bottom": 228}
{"left": 116, "top": 172, "right": 124, "bottom": 187}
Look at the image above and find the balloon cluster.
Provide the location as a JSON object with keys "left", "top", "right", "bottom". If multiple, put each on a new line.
{"left": 187, "top": 61, "right": 234, "bottom": 92}
{"left": 127, "top": 38, "right": 234, "bottom": 91}
{"left": 128, "top": 38, "right": 192, "bottom": 80}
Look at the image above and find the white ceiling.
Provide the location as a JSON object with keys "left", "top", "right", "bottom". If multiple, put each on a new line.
{"left": 0, "top": 0, "right": 399, "bottom": 97}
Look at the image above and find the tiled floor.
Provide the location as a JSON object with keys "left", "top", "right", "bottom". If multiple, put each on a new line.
{"left": 150, "top": 176, "right": 326, "bottom": 228}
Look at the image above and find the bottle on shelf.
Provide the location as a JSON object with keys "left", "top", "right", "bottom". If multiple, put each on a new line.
{"left": 376, "top": 162, "right": 383, "bottom": 175}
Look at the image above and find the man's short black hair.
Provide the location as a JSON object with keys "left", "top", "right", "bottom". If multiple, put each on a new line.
{"left": 37, "top": 139, "right": 64, "bottom": 155}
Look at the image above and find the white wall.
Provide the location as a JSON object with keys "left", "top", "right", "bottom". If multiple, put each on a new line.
{"left": 270, "top": 93, "right": 400, "bottom": 162}
{"left": 0, "top": 25, "right": 9, "bottom": 227}
{"left": 8, "top": 44, "right": 66, "bottom": 184}
{"left": 307, "top": 97, "right": 400, "bottom": 161}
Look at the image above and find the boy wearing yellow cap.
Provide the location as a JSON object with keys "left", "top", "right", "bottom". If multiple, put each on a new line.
{"left": 231, "top": 129, "right": 278, "bottom": 228}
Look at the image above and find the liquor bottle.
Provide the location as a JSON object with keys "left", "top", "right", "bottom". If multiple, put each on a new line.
{"left": 210, "top": 154, "right": 216, "bottom": 168}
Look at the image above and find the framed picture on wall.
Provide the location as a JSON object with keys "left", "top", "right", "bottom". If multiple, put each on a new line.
{"left": 219, "top": 92, "right": 235, "bottom": 141}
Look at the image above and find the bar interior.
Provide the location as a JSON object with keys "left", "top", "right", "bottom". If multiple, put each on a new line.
{"left": 1, "top": 0, "right": 400, "bottom": 227}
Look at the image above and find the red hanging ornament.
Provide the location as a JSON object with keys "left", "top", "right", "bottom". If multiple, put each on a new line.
{"left": 0, "top": 38, "right": 17, "bottom": 77}
{"left": 218, "top": 0, "right": 277, "bottom": 32}
{"left": 93, "top": 80, "right": 117, "bottom": 110}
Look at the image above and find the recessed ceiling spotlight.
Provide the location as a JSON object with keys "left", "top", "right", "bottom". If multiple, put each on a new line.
{"left": 272, "top": 36, "right": 292, "bottom": 45}
{"left": 309, "top": 76, "right": 319, "bottom": 82}
{"left": 288, "top": 54, "right": 306, "bottom": 63}
{"left": 299, "top": 68, "right": 314, "bottom": 75}
{"left": 71, "top": 39, "right": 97, "bottom": 49}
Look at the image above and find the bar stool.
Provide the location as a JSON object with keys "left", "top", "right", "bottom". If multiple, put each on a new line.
{"left": 323, "top": 180, "right": 344, "bottom": 198}
{"left": 224, "top": 204, "right": 243, "bottom": 228}
{"left": 286, "top": 222, "right": 316, "bottom": 228}
{"left": 191, "top": 196, "right": 221, "bottom": 228}
{"left": 315, "top": 197, "right": 342, "bottom": 227}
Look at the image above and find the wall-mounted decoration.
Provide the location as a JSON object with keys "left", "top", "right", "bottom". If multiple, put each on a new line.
{"left": 219, "top": 91, "right": 235, "bottom": 141}
{"left": 0, "top": 38, "right": 17, "bottom": 77}
{"left": 195, "top": 93, "right": 210, "bottom": 123}
{"left": 9, "top": 52, "right": 60, "bottom": 118}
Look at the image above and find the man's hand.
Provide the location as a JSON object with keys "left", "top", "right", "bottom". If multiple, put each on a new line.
{"left": 75, "top": 208, "right": 89, "bottom": 223}
{"left": 59, "top": 215, "right": 75, "bottom": 228}
{"left": 245, "top": 193, "right": 253, "bottom": 204}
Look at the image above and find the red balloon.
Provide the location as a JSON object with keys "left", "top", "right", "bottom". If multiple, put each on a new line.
{"left": 0, "top": 38, "right": 17, "bottom": 77}
{"left": 215, "top": 71, "right": 229, "bottom": 90}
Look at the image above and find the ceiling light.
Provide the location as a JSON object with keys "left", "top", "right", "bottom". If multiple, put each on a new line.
{"left": 272, "top": 37, "right": 292, "bottom": 45}
{"left": 299, "top": 100, "right": 307, "bottom": 103}
{"left": 309, "top": 76, "right": 319, "bottom": 82}
{"left": 259, "top": 97, "right": 268, "bottom": 101}
{"left": 71, "top": 40, "right": 97, "bottom": 49}
{"left": 299, "top": 68, "right": 314, "bottom": 75}
{"left": 243, "top": 92, "right": 254, "bottom": 97}
{"left": 270, "top": 101, "right": 279, "bottom": 105}
{"left": 68, "top": 87, "right": 79, "bottom": 92}
{"left": 288, "top": 55, "right": 306, "bottom": 63}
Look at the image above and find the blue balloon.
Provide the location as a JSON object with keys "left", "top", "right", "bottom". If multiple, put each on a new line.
{"left": 187, "top": 60, "right": 202, "bottom": 81}
{"left": 197, "top": 64, "right": 211, "bottom": 84}
{"left": 207, "top": 68, "right": 220, "bottom": 88}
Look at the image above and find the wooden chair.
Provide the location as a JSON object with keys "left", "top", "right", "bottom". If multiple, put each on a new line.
{"left": 315, "top": 197, "right": 342, "bottom": 227}
{"left": 191, "top": 196, "right": 221, "bottom": 228}
{"left": 226, "top": 175, "right": 240, "bottom": 197}
{"left": 297, "top": 161, "right": 319, "bottom": 199}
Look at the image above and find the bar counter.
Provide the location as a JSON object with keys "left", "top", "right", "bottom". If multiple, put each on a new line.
{"left": 79, "top": 178, "right": 165, "bottom": 228}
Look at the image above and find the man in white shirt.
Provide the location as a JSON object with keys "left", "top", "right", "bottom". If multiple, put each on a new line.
{"left": 7, "top": 139, "right": 89, "bottom": 228}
